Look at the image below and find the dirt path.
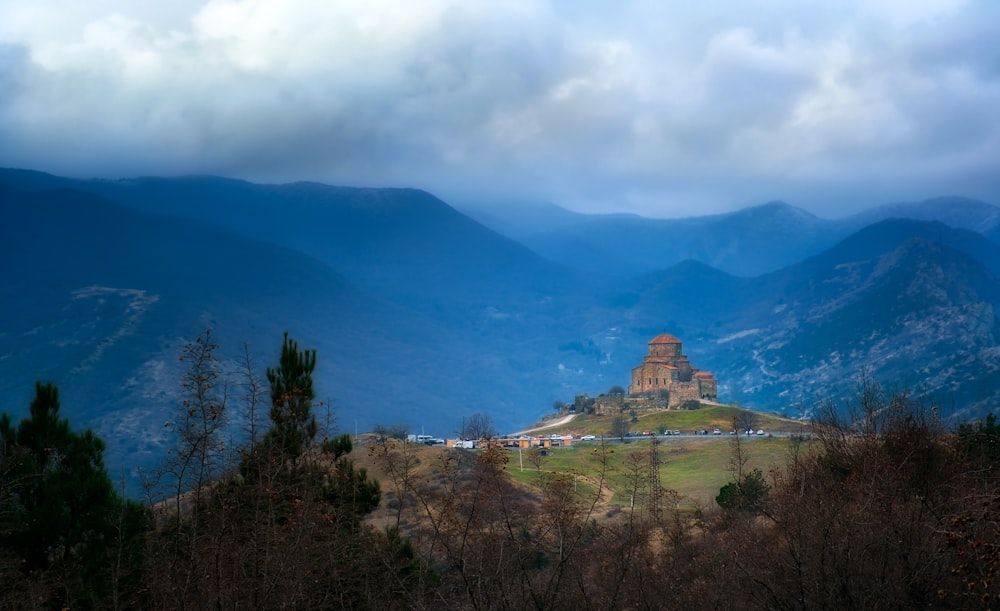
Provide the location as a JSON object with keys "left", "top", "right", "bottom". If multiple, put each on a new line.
{"left": 514, "top": 413, "right": 577, "bottom": 435}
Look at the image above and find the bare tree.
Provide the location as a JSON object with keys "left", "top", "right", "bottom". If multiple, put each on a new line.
{"left": 622, "top": 450, "right": 648, "bottom": 523}
{"left": 390, "top": 434, "right": 617, "bottom": 608}
{"left": 237, "top": 341, "right": 266, "bottom": 447}
{"left": 370, "top": 435, "right": 421, "bottom": 529}
{"left": 373, "top": 423, "right": 408, "bottom": 443}
{"left": 610, "top": 413, "right": 630, "bottom": 440}
{"left": 735, "top": 410, "right": 758, "bottom": 435}
{"left": 526, "top": 446, "right": 546, "bottom": 472}
{"left": 459, "top": 412, "right": 496, "bottom": 440}
{"left": 142, "top": 329, "right": 232, "bottom": 607}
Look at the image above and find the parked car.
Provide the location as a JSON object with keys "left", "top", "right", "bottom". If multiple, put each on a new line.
{"left": 713, "top": 428, "right": 721, "bottom": 435}
{"left": 756, "top": 429, "right": 766, "bottom": 435}
{"left": 581, "top": 434, "right": 596, "bottom": 441}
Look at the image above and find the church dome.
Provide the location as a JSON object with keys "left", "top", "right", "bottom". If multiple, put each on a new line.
{"left": 649, "top": 333, "right": 681, "bottom": 345}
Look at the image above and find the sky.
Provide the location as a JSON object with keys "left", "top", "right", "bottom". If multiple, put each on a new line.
{"left": 0, "top": 0, "right": 998, "bottom": 218}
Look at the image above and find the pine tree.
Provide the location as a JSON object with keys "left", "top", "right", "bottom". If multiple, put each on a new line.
{"left": 0, "top": 382, "right": 149, "bottom": 608}
{"left": 264, "top": 332, "right": 318, "bottom": 463}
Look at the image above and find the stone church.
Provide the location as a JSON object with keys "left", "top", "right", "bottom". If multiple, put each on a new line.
{"left": 628, "top": 333, "right": 717, "bottom": 407}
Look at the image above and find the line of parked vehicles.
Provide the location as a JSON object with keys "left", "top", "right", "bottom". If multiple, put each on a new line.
{"left": 407, "top": 434, "right": 446, "bottom": 445}
{"left": 571, "top": 428, "right": 768, "bottom": 440}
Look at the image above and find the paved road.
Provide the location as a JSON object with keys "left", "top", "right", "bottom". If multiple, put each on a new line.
{"left": 513, "top": 413, "right": 578, "bottom": 436}
{"left": 577, "top": 431, "right": 799, "bottom": 444}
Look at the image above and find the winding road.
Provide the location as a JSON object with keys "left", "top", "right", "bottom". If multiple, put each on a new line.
{"left": 513, "top": 413, "right": 578, "bottom": 436}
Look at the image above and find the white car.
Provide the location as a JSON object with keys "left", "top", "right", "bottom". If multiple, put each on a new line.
{"left": 756, "top": 429, "right": 765, "bottom": 435}
{"left": 581, "top": 434, "right": 597, "bottom": 441}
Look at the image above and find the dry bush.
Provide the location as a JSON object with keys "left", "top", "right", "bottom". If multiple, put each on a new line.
{"left": 706, "top": 378, "right": 1000, "bottom": 610}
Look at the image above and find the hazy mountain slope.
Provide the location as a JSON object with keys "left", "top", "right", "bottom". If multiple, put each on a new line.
{"left": 106, "top": 176, "right": 611, "bottom": 419}
{"left": 848, "top": 196, "right": 1000, "bottom": 237}
{"left": 591, "top": 219, "right": 1000, "bottom": 416}
{"left": 734, "top": 236, "right": 1000, "bottom": 417}
{"left": 0, "top": 168, "right": 611, "bottom": 412}
{"left": 0, "top": 170, "right": 601, "bottom": 348}
{"left": 0, "top": 184, "right": 554, "bottom": 490}
{"left": 90, "top": 176, "right": 586, "bottom": 299}
{"left": 464, "top": 201, "right": 850, "bottom": 277}
{"left": 459, "top": 200, "right": 588, "bottom": 239}
{"left": 460, "top": 196, "right": 1000, "bottom": 277}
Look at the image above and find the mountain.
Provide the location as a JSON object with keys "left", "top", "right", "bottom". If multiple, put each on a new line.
{"left": 851, "top": 196, "right": 1000, "bottom": 236}
{"left": 0, "top": 183, "right": 571, "bottom": 491}
{"left": 0, "top": 168, "right": 609, "bottom": 388}
{"left": 3, "top": 168, "right": 1000, "bottom": 491}
{"left": 0, "top": 171, "right": 600, "bottom": 340}
{"left": 461, "top": 201, "right": 854, "bottom": 277}
{"left": 460, "top": 197, "right": 1000, "bottom": 277}
{"left": 585, "top": 219, "right": 1000, "bottom": 418}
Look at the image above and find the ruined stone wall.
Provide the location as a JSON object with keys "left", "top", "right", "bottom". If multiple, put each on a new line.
{"left": 624, "top": 396, "right": 662, "bottom": 411}
{"left": 667, "top": 381, "right": 702, "bottom": 408}
{"left": 592, "top": 394, "right": 625, "bottom": 416}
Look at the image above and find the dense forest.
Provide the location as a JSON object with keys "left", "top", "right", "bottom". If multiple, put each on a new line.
{"left": 2, "top": 331, "right": 998, "bottom": 609}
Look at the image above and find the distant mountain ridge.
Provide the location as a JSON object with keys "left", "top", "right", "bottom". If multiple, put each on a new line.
{"left": 852, "top": 196, "right": 1000, "bottom": 236}
{"left": 461, "top": 197, "right": 1000, "bottom": 277}
{"left": 2, "top": 167, "right": 999, "bottom": 490}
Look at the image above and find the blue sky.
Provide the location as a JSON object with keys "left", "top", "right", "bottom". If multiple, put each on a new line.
{"left": 1, "top": 0, "right": 998, "bottom": 217}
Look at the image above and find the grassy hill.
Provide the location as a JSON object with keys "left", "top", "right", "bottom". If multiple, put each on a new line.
{"left": 360, "top": 404, "right": 808, "bottom": 521}
{"left": 506, "top": 436, "right": 794, "bottom": 508}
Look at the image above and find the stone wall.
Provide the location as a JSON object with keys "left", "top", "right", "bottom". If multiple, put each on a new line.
{"left": 592, "top": 393, "right": 626, "bottom": 415}
{"left": 667, "top": 381, "right": 702, "bottom": 408}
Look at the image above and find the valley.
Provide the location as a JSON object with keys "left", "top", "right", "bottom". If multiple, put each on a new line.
{"left": 2, "top": 167, "right": 999, "bottom": 492}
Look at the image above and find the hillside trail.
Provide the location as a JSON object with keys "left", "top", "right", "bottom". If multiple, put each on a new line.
{"left": 514, "top": 413, "right": 577, "bottom": 435}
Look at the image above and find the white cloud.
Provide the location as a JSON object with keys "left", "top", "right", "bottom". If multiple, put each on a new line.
{"left": 0, "top": 0, "right": 997, "bottom": 217}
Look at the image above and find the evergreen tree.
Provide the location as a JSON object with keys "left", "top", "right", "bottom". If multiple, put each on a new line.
{"left": 0, "top": 382, "right": 149, "bottom": 608}
{"left": 264, "top": 332, "right": 318, "bottom": 462}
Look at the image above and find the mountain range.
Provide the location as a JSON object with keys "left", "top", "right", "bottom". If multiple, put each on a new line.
{"left": 460, "top": 196, "right": 1000, "bottom": 277}
{"left": 2, "top": 167, "right": 999, "bottom": 490}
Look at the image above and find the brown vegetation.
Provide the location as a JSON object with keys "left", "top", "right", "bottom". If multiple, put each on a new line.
{"left": 4, "top": 330, "right": 999, "bottom": 609}
{"left": 358, "top": 374, "right": 1000, "bottom": 609}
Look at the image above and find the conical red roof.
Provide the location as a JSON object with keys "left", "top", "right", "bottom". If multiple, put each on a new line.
{"left": 649, "top": 333, "right": 681, "bottom": 345}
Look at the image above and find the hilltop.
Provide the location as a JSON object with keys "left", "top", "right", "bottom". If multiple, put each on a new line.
{"left": 359, "top": 402, "right": 807, "bottom": 521}
{"left": 520, "top": 403, "right": 802, "bottom": 437}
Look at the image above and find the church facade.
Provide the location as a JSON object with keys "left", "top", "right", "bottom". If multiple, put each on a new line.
{"left": 628, "top": 333, "right": 717, "bottom": 407}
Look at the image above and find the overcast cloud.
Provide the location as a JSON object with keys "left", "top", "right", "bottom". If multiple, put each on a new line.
{"left": 0, "top": 0, "right": 998, "bottom": 217}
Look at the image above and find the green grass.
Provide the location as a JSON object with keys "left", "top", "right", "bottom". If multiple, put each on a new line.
{"left": 444, "top": 405, "right": 811, "bottom": 512}
{"left": 531, "top": 404, "right": 808, "bottom": 438}
{"left": 502, "top": 434, "right": 799, "bottom": 508}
